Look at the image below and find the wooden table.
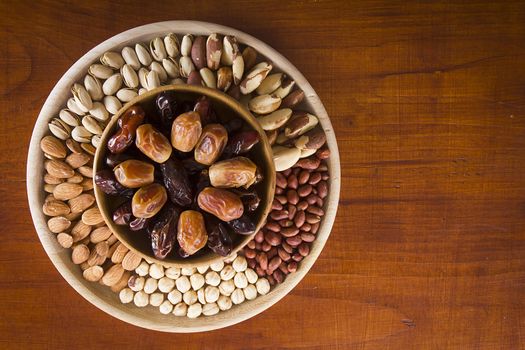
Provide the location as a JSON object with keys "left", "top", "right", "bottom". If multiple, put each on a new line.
{"left": 2, "top": 1, "right": 525, "bottom": 348}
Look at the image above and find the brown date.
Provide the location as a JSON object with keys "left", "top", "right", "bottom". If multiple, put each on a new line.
{"left": 171, "top": 111, "right": 202, "bottom": 152}
{"left": 160, "top": 158, "right": 193, "bottom": 207}
{"left": 129, "top": 217, "right": 148, "bottom": 231}
{"left": 149, "top": 204, "right": 181, "bottom": 259}
{"left": 95, "top": 169, "right": 131, "bottom": 196}
{"left": 193, "top": 96, "right": 216, "bottom": 125}
{"left": 209, "top": 157, "right": 258, "bottom": 189}
{"left": 197, "top": 187, "right": 244, "bottom": 222}
{"left": 232, "top": 189, "right": 261, "bottom": 212}
{"left": 113, "top": 159, "right": 155, "bottom": 188}
{"left": 228, "top": 214, "right": 256, "bottom": 235}
{"left": 194, "top": 124, "right": 228, "bottom": 165}
{"left": 112, "top": 201, "right": 133, "bottom": 225}
{"left": 177, "top": 210, "right": 208, "bottom": 255}
{"left": 206, "top": 218, "right": 232, "bottom": 257}
{"left": 107, "top": 105, "right": 145, "bottom": 153}
{"left": 223, "top": 131, "right": 260, "bottom": 156}
{"left": 135, "top": 124, "right": 172, "bottom": 163}
{"left": 131, "top": 183, "right": 167, "bottom": 218}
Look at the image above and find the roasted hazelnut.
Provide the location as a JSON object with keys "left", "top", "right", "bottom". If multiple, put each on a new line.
{"left": 135, "top": 124, "right": 172, "bottom": 163}
{"left": 171, "top": 111, "right": 202, "bottom": 152}
{"left": 209, "top": 157, "right": 258, "bottom": 189}
{"left": 132, "top": 183, "right": 168, "bottom": 218}
{"left": 194, "top": 124, "right": 228, "bottom": 165}
{"left": 113, "top": 159, "right": 155, "bottom": 188}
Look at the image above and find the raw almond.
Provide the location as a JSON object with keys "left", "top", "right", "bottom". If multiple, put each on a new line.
{"left": 111, "top": 242, "right": 129, "bottom": 264}
{"left": 40, "top": 136, "right": 67, "bottom": 159}
{"left": 44, "top": 184, "right": 56, "bottom": 193}
{"left": 82, "top": 207, "right": 104, "bottom": 225}
{"left": 56, "top": 233, "right": 73, "bottom": 248}
{"left": 68, "top": 194, "right": 95, "bottom": 213}
{"left": 71, "top": 221, "right": 92, "bottom": 242}
{"left": 44, "top": 174, "right": 62, "bottom": 185}
{"left": 66, "top": 139, "right": 83, "bottom": 153}
{"left": 43, "top": 200, "right": 71, "bottom": 217}
{"left": 53, "top": 183, "right": 83, "bottom": 201}
{"left": 66, "top": 172, "right": 84, "bottom": 184}
{"left": 87, "top": 248, "right": 106, "bottom": 267}
{"left": 95, "top": 241, "right": 109, "bottom": 257}
{"left": 65, "top": 152, "right": 91, "bottom": 169}
{"left": 47, "top": 216, "right": 71, "bottom": 233}
{"left": 78, "top": 166, "right": 93, "bottom": 178}
{"left": 83, "top": 265, "right": 104, "bottom": 282}
{"left": 90, "top": 226, "right": 112, "bottom": 243}
{"left": 45, "top": 160, "right": 74, "bottom": 178}
{"left": 110, "top": 270, "right": 131, "bottom": 293}
{"left": 107, "top": 241, "right": 119, "bottom": 259}
{"left": 71, "top": 244, "right": 90, "bottom": 264}
{"left": 106, "top": 234, "right": 118, "bottom": 246}
{"left": 101, "top": 264, "right": 125, "bottom": 286}
{"left": 122, "top": 251, "right": 142, "bottom": 271}
{"left": 64, "top": 211, "right": 82, "bottom": 221}
{"left": 81, "top": 178, "right": 93, "bottom": 191}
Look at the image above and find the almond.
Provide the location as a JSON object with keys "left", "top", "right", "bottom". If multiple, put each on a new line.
{"left": 66, "top": 172, "right": 84, "bottom": 184}
{"left": 66, "top": 139, "right": 83, "bottom": 153}
{"left": 110, "top": 270, "right": 131, "bottom": 293}
{"left": 111, "top": 242, "right": 129, "bottom": 264}
{"left": 122, "top": 250, "right": 142, "bottom": 271}
{"left": 68, "top": 193, "right": 95, "bottom": 213}
{"left": 95, "top": 241, "right": 109, "bottom": 257}
{"left": 65, "top": 152, "right": 91, "bottom": 169}
{"left": 81, "top": 143, "right": 96, "bottom": 156}
{"left": 64, "top": 211, "right": 82, "bottom": 221}
{"left": 43, "top": 200, "right": 71, "bottom": 217}
{"left": 102, "top": 264, "right": 125, "bottom": 286}
{"left": 107, "top": 241, "right": 119, "bottom": 259}
{"left": 87, "top": 248, "right": 106, "bottom": 267}
{"left": 71, "top": 244, "right": 90, "bottom": 264}
{"left": 90, "top": 226, "right": 112, "bottom": 243}
{"left": 44, "top": 174, "right": 62, "bottom": 185}
{"left": 40, "top": 136, "right": 67, "bottom": 159}
{"left": 83, "top": 265, "right": 104, "bottom": 282}
{"left": 106, "top": 234, "right": 118, "bottom": 246}
{"left": 78, "top": 166, "right": 93, "bottom": 178}
{"left": 45, "top": 160, "right": 74, "bottom": 178}
{"left": 47, "top": 216, "right": 71, "bottom": 233}
{"left": 56, "top": 233, "right": 73, "bottom": 248}
{"left": 53, "top": 183, "right": 83, "bottom": 200}
{"left": 82, "top": 207, "right": 103, "bottom": 226}
{"left": 81, "top": 178, "right": 93, "bottom": 191}
{"left": 71, "top": 221, "right": 92, "bottom": 242}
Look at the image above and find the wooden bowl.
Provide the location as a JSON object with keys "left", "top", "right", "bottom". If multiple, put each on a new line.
{"left": 26, "top": 21, "right": 340, "bottom": 332}
{"left": 93, "top": 85, "right": 276, "bottom": 268}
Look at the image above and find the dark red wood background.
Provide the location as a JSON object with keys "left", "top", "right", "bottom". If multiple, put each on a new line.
{"left": 1, "top": 1, "right": 525, "bottom": 348}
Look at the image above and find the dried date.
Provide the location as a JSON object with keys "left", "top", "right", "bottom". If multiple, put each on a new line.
{"left": 197, "top": 187, "right": 244, "bottom": 222}
{"left": 132, "top": 183, "right": 167, "bottom": 218}
{"left": 95, "top": 169, "right": 128, "bottom": 195}
{"left": 155, "top": 91, "right": 178, "bottom": 128}
{"left": 135, "top": 124, "right": 172, "bottom": 163}
{"left": 228, "top": 214, "right": 256, "bottom": 235}
{"left": 193, "top": 96, "right": 216, "bottom": 125}
{"left": 107, "top": 105, "right": 145, "bottom": 153}
{"left": 171, "top": 111, "right": 202, "bottom": 152}
{"left": 149, "top": 204, "right": 181, "bottom": 259}
{"left": 113, "top": 201, "right": 133, "bottom": 225}
{"left": 177, "top": 210, "right": 208, "bottom": 255}
{"left": 209, "top": 157, "right": 258, "bottom": 188}
{"left": 129, "top": 217, "right": 149, "bottom": 231}
{"left": 113, "top": 159, "right": 155, "bottom": 188}
{"left": 160, "top": 158, "right": 193, "bottom": 206}
{"left": 207, "top": 222, "right": 232, "bottom": 257}
{"left": 223, "top": 130, "right": 260, "bottom": 156}
{"left": 232, "top": 189, "right": 261, "bottom": 212}
{"left": 194, "top": 124, "right": 228, "bottom": 165}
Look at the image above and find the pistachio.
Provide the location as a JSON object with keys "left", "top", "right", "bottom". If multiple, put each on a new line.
{"left": 102, "top": 73, "right": 123, "bottom": 96}
{"left": 248, "top": 94, "right": 281, "bottom": 114}
{"left": 59, "top": 109, "right": 80, "bottom": 127}
{"left": 206, "top": 33, "right": 222, "bottom": 70}
{"left": 138, "top": 68, "right": 149, "bottom": 89}
{"left": 162, "top": 57, "right": 180, "bottom": 78}
{"left": 181, "top": 34, "right": 193, "bottom": 56}
{"left": 67, "top": 97, "right": 87, "bottom": 116}
{"left": 164, "top": 33, "right": 180, "bottom": 58}
{"left": 179, "top": 56, "right": 195, "bottom": 78}
{"left": 116, "top": 88, "right": 138, "bottom": 102}
{"left": 81, "top": 115, "right": 103, "bottom": 135}
{"left": 191, "top": 36, "right": 207, "bottom": 70}
{"left": 71, "top": 126, "right": 92, "bottom": 143}
{"left": 273, "top": 78, "right": 296, "bottom": 99}
{"left": 121, "top": 46, "right": 141, "bottom": 70}
{"left": 257, "top": 108, "right": 292, "bottom": 131}
{"left": 88, "top": 64, "right": 114, "bottom": 79}
{"left": 187, "top": 70, "right": 203, "bottom": 86}
{"left": 48, "top": 118, "right": 71, "bottom": 140}
{"left": 281, "top": 89, "right": 305, "bottom": 108}
{"left": 272, "top": 145, "right": 301, "bottom": 171}
{"left": 294, "top": 127, "right": 326, "bottom": 150}
{"left": 135, "top": 43, "right": 152, "bottom": 66}
{"left": 256, "top": 73, "right": 284, "bottom": 95}
{"left": 210, "top": 68, "right": 231, "bottom": 93}
{"left": 240, "top": 62, "right": 272, "bottom": 95}
{"left": 91, "top": 135, "right": 101, "bottom": 148}
{"left": 138, "top": 88, "right": 148, "bottom": 95}
{"left": 242, "top": 46, "right": 258, "bottom": 71}
{"left": 89, "top": 102, "right": 109, "bottom": 121}
{"left": 84, "top": 74, "right": 104, "bottom": 101}
{"left": 146, "top": 70, "right": 160, "bottom": 90}
{"left": 232, "top": 55, "right": 244, "bottom": 85}
{"left": 221, "top": 35, "right": 239, "bottom": 66}
{"left": 149, "top": 37, "right": 167, "bottom": 61}
{"left": 71, "top": 83, "right": 93, "bottom": 111}
{"left": 100, "top": 51, "right": 125, "bottom": 69}
{"left": 284, "top": 112, "right": 318, "bottom": 138}
{"left": 103, "top": 95, "right": 122, "bottom": 115}
{"left": 120, "top": 64, "right": 139, "bottom": 88}
{"left": 199, "top": 68, "right": 216, "bottom": 88}
{"left": 149, "top": 61, "right": 168, "bottom": 82}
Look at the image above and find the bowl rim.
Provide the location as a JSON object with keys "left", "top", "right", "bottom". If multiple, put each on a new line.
{"left": 93, "top": 84, "right": 276, "bottom": 268}
{"left": 26, "top": 20, "right": 341, "bottom": 332}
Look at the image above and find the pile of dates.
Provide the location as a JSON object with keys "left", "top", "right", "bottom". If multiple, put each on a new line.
{"left": 95, "top": 91, "right": 263, "bottom": 260}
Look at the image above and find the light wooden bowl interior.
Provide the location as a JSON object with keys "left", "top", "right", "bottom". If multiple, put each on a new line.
{"left": 26, "top": 21, "right": 341, "bottom": 332}
{"left": 93, "top": 84, "right": 276, "bottom": 268}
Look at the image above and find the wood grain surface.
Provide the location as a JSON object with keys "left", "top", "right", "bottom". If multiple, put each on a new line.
{"left": 2, "top": 0, "right": 525, "bottom": 349}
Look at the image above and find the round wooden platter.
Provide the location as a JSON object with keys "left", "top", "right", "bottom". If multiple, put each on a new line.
{"left": 26, "top": 21, "right": 341, "bottom": 332}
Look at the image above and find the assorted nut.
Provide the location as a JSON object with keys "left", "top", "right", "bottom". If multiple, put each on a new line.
{"left": 40, "top": 31, "right": 331, "bottom": 319}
